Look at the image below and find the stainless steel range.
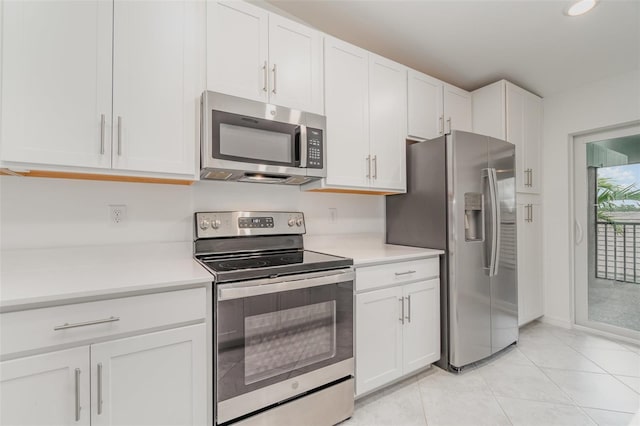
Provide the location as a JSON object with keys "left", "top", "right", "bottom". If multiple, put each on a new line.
{"left": 194, "top": 211, "right": 355, "bottom": 426}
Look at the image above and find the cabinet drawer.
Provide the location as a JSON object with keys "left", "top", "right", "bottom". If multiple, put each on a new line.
{"left": 1, "top": 287, "right": 206, "bottom": 357}
{"left": 355, "top": 258, "right": 439, "bottom": 292}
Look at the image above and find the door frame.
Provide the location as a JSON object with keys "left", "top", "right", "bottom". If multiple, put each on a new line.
{"left": 569, "top": 119, "right": 640, "bottom": 342}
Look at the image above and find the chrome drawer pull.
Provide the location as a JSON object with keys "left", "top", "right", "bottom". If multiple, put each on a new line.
{"left": 54, "top": 316, "right": 120, "bottom": 331}
{"left": 395, "top": 270, "right": 416, "bottom": 276}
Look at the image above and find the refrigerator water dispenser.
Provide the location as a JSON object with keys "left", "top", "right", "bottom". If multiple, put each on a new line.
{"left": 464, "top": 193, "right": 483, "bottom": 241}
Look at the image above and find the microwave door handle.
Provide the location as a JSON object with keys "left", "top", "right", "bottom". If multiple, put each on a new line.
{"left": 300, "top": 125, "right": 308, "bottom": 167}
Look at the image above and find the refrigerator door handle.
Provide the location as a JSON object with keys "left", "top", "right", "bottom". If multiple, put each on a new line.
{"left": 489, "top": 168, "right": 501, "bottom": 276}
{"left": 482, "top": 168, "right": 500, "bottom": 277}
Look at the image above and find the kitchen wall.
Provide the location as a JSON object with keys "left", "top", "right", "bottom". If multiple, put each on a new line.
{"left": 0, "top": 177, "right": 385, "bottom": 249}
{"left": 542, "top": 68, "right": 640, "bottom": 327}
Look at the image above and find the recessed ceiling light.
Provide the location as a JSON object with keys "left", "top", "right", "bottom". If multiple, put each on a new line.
{"left": 566, "top": 0, "right": 598, "bottom": 16}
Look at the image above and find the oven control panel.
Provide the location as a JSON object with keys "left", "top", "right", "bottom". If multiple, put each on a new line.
{"left": 195, "top": 211, "right": 305, "bottom": 238}
{"left": 238, "top": 217, "right": 274, "bottom": 229}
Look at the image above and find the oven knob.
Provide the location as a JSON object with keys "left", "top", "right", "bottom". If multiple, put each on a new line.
{"left": 296, "top": 218, "right": 304, "bottom": 227}
{"left": 199, "top": 218, "right": 210, "bottom": 230}
{"left": 211, "top": 219, "right": 221, "bottom": 229}
{"left": 288, "top": 218, "right": 295, "bottom": 227}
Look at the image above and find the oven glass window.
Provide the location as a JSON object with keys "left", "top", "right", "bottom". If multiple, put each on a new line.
{"left": 219, "top": 123, "right": 292, "bottom": 164}
{"left": 244, "top": 301, "right": 336, "bottom": 385}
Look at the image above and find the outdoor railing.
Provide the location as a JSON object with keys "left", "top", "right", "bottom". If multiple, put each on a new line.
{"left": 596, "top": 221, "right": 640, "bottom": 284}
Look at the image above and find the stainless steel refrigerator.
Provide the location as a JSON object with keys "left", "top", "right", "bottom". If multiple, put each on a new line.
{"left": 386, "top": 130, "right": 518, "bottom": 371}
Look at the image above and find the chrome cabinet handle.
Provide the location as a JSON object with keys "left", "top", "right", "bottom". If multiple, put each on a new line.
{"left": 54, "top": 316, "right": 120, "bottom": 331}
{"left": 366, "top": 155, "right": 371, "bottom": 179}
{"left": 117, "top": 116, "right": 122, "bottom": 156}
{"left": 529, "top": 168, "right": 534, "bottom": 187}
{"left": 272, "top": 64, "right": 277, "bottom": 94}
{"left": 75, "top": 368, "right": 81, "bottom": 422}
{"left": 399, "top": 297, "right": 405, "bottom": 324}
{"left": 262, "top": 61, "right": 268, "bottom": 92}
{"left": 395, "top": 270, "right": 416, "bottom": 276}
{"left": 100, "top": 114, "right": 105, "bottom": 155}
{"left": 372, "top": 155, "right": 377, "bottom": 179}
{"left": 97, "top": 363, "right": 103, "bottom": 415}
{"left": 406, "top": 294, "right": 411, "bottom": 323}
{"left": 439, "top": 115, "right": 444, "bottom": 135}
{"left": 447, "top": 117, "right": 452, "bottom": 134}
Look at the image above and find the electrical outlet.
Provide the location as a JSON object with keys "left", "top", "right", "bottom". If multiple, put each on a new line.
{"left": 329, "top": 208, "right": 338, "bottom": 223}
{"left": 109, "top": 204, "right": 127, "bottom": 225}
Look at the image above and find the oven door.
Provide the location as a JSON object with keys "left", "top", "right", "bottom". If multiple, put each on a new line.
{"left": 215, "top": 269, "right": 354, "bottom": 424}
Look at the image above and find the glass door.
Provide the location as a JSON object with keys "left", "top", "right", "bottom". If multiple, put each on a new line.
{"left": 573, "top": 123, "right": 640, "bottom": 340}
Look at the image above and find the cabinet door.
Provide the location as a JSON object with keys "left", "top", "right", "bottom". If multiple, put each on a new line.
{"left": 112, "top": 0, "right": 203, "bottom": 176}
{"left": 524, "top": 94, "right": 543, "bottom": 193}
{"left": 407, "top": 70, "right": 443, "bottom": 140}
{"left": 517, "top": 202, "right": 543, "bottom": 325}
{"left": 402, "top": 280, "right": 441, "bottom": 374}
{"left": 443, "top": 84, "right": 472, "bottom": 133}
{"left": 369, "top": 54, "right": 407, "bottom": 191}
{"left": 507, "top": 82, "right": 542, "bottom": 194}
{"left": 207, "top": 1, "right": 268, "bottom": 103}
{"left": 324, "top": 37, "right": 370, "bottom": 189}
{"left": 0, "top": 347, "right": 90, "bottom": 426}
{"left": 355, "top": 287, "right": 404, "bottom": 396}
{"left": 471, "top": 80, "right": 506, "bottom": 140}
{"left": 0, "top": 0, "right": 112, "bottom": 169}
{"left": 91, "top": 324, "right": 207, "bottom": 426}
{"left": 268, "top": 14, "right": 323, "bottom": 114}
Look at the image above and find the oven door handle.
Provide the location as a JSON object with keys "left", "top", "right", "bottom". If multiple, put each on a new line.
{"left": 218, "top": 269, "right": 354, "bottom": 300}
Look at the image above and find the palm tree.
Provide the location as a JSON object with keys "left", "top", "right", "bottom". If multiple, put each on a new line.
{"left": 597, "top": 176, "right": 640, "bottom": 223}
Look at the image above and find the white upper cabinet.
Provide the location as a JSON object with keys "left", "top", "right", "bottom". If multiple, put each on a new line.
{"left": 207, "top": 1, "right": 268, "bottom": 103}
{"left": 369, "top": 54, "right": 407, "bottom": 191}
{"left": 324, "top": 37, "right": 370, "bottom": 189}
{"left": 207, "top": 1, "right": 323, "bottom": 114}
{"left": 443, "top": 84, "right": 472, "bottom": 133}
{"left": 514, "top": 84, "right": 543, "bottom": 193}
{"left": 472, "top": 80, "right": 543, "bottom": 193}
{"left": 1, "top": 0, "right": 203, "bottom": 180}
{"left": 310, "top": 37, "right": 407, "bottom": 194}
{"left": 268, "top": 14, "right": 323, "bottom": 114}
{"left": 0, "top": 0, "right": 113, "bottom": 169}
{"left": 407, "top": 70, "right": 444, "bottom": 140}
{"left": 112, "top": 0, "right": 203, "bottom": 176}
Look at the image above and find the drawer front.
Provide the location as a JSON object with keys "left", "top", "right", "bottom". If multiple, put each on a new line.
{"left": 1, "top": 287, "right": 206, "bottom": 357}
{"left": 356, "top": 258, "right": 439, "bottom": 292}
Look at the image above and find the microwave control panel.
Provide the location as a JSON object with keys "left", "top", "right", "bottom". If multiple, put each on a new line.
{"left": 306, "top": 128, "right": 323, "bottom": 169}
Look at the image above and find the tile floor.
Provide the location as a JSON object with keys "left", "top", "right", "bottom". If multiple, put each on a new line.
{"left": 342, "top": 321, "right": 640, "bottom": 426}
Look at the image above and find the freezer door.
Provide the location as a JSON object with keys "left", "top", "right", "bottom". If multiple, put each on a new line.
{"left": 488, "top": 138, "right": 519, "bottom": 354}
{"left": 449, "top": 131, "right": 492, "bottom": 368}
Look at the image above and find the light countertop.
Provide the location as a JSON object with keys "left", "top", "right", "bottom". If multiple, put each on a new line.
{"left": 304, "top": 234, "right": 444, "bottom": 266}
{"left": 0, "top": 242, "right": 213, "bottom": 311}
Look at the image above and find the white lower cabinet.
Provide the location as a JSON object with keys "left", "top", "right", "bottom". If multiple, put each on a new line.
{"left": 0, "top": 288, "right": 208, "bottom": 426}
{"left": 517, "top": 198, "right": 543, "bottom": 326}
{"left": 355, "top": 258, "right": 440, "bottom": 396}
{"left": 0, "top": 347, "right": 91, "bottom": 426}
{"left": 91, "top": 325, "right": 207, "bottom": 426}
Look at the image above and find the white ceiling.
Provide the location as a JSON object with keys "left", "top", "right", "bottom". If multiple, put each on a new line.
{"left": 265, "top": 0, "right": 640, "bottom": 97}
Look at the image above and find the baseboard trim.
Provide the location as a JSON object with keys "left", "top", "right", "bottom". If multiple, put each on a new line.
{"left": 539, "top": 315, "right": 573, "bottom": 329}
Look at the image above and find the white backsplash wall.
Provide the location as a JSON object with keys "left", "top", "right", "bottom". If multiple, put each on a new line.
{"left": 0, "top": 176, "right": 385, "bottom": 249}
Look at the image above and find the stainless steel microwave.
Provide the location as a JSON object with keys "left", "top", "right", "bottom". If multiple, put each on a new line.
{"left": 200, "top": 91, "right": 326, "bottom": 185}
